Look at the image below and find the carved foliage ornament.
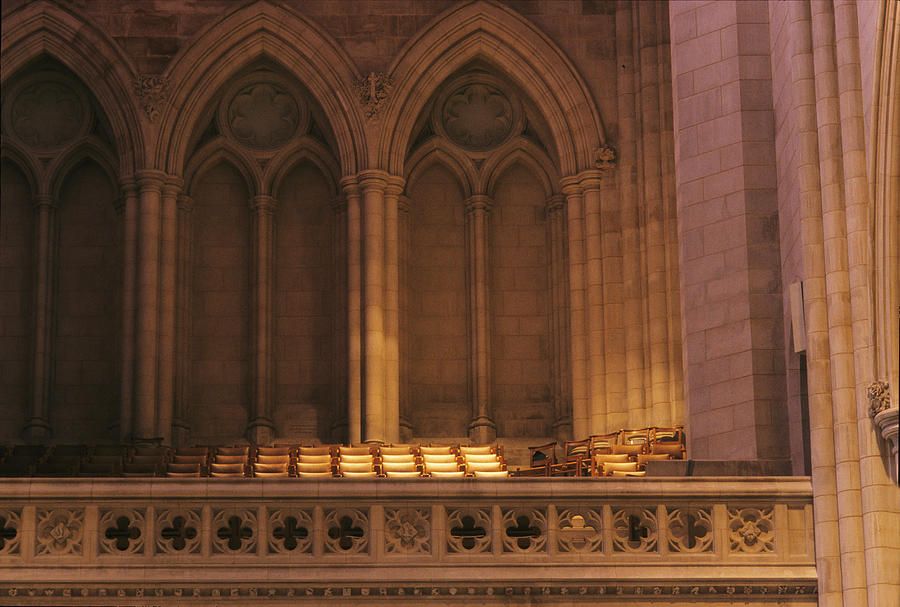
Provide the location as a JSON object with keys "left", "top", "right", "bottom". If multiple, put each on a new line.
{"left": 133, "top": 74, "right": 168, "bottom": 122}
{"left": 354, "top": 72, "right": 393, "bottom": 120}
{"left": 5, "top": 74, "right": 90, "bottom": 152}
{"left": 384, "top": 508, "right": 431, "bottom": 555}
{"left": 728, "top": 507, "right": 775, "bottom": 553}
{"left": 36, "top": 509, "right": 84, "bottom": 556}
{"left": 867, "top": 380, "right": 891, "bottom": 418}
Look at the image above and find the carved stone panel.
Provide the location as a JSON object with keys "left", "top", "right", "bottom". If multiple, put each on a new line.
{"left": 219, "top": 74, "right": 306, "bottom": 151}
{"left": 212, "top": 509, "right": 257, "bottom": 554}
{"left": 556, "top": 508, "right": 602, "bottom": 553}
{"left": 323, "top": 508, "right": 369, "bottom": 555}
{"left": 446, "top": 507, "right": 491, "bottom": 554}
{"left": 501, "top": 508, "right": 547, "bottom": 553}
{"left": 268, "top": 509, "right": 313, "bottom": 555}
{"left": 612, "top": 507, "right": 658, "bottom": 553}
{"left": 0, "top": 509, "right": 21, "bottom": 556}
{"left": 667, "top": 507, "right": 713, "bottom": 553}
{"left": 433, "top": 74, "right": 522, "bottom": 155}
{"left": 99, "top": 509, "right": 145, "bottom": 555}
{"left": 728, "top": 507, "right": 775, "bottom": 554}
{"left": 4, "top": 73, "right": 91, "bottom": 152}
{"left": 35, "top": 508, "right": 84, "bottom": 556}
{"left": 384, "top": 507, "right": 431, "bottom": 555}
{"left": 156, "top": 509, "right": 202, "bottom": 555}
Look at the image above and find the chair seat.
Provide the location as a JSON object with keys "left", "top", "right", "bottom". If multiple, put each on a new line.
{"left": 385, "top": 470, "right": 423, "bottom": 478}
{"left": 297, "top": 462, "right": 332, "bottom": 473}
{"left": 424, "top": 461, "right": 460, "bottom": 473}
{"left": 602, "top": 462, "right": 639, "bottom": 475}
{"left": 298, "top": 471, "right": 333, "bottom": 478}
{"left": 380, "top": 453, "right": 416, "bottom": 464}
{"left": 462, "top": 453, "right": 499, "bottom": 463}
{"left": 459, "top": 445, "right": 494, "bottom": 456}
{"left": 473, "top": 469, "right": 509, "bottom": 478}
{"left": 382, "top": 461, "right": 418, "bottom": 473}
{"left": 341, "top": 470, "right": 377, "bottom": 478}
{"left": 421, "top": 453, "right": 458, "bottom": 464}
{"left": 428, "top": 470, "right": 465, "bottom": 478}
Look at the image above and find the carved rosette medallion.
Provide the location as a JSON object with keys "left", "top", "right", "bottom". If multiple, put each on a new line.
{"left": 156, "top": 509, "right": 201, "bottom": 554}
{"left": 4, "top": 74, "right": 90, "bottom": 152}
{"left": 433, "top": 75, "right": 523, "bottom": 155}
{"left": 36, "top": 509, "right": 84, "bottom": 556}
{"left": 323, "top": 508, "right": 369, "bottom": 555}
{"left": 0, "top": 509, "right": 22, "bottom": 556}
{"left": 611, "top": 507, "right": 658, "bottom": 553}
{"left": 557, "top": 508, "right": 602, "bottom": 553}
{"left": 384, "top": 507, "right": 431, "bottom": 555}
{"left": 99, "top": 509, "right": 145, "bottom": 555}
{"left": 728, "top": 507, "right": 775, "bottom": 553}
{"left": 219, "top": 74, "right": 306, "bottom": 151}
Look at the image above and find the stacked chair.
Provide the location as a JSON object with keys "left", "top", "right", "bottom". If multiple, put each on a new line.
{"left": 420, "top": 445, "right": 464, "bottom": 478}
{"left": 379, "top": 445, "right": 422, "bottom": 478}
{"left": 253, "top": 446, "right": 293, "bottom": 478}
{"left": 460, "top": 445, "right": 507, "bottom": 478}
{"left": 124, "top": 446, "right": 169, "bottom": 476}
{"left": 337, "top": 445, "right": 378, "bottom": 478}
{"left": 296, "top": 446, "right": 334, "bottom": 478}
{"left": 210, "top": 446, "right": 250, "bottom": 477}
{"left": 165, "top": 447, "right": 208, "bottom": 477}
{"left": 79, "top": 445, "right": 127, "bottom": 476}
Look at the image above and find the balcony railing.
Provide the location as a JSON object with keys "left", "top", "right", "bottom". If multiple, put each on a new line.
{"left": 0, "top": 477, "right": 817, "bottom": 603}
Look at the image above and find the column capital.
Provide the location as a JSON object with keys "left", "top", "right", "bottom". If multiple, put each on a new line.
{"left": 398, "top": 195, "right": 411, "bottom": 214}
{"left": 559, "top": 176, "right": 582, "bottom": 197}
{"left": 545, "top": 194, "right": 565, "bottom": 213}
{"left": 119, "top": 177, "right": 139, "bottom": 196}
{"left": 385, "top": 175, "right": 406, "bottom": 197}
{"left": 177, "top": 194, "right": 194, "bottom": 213}
{"left": 251, "top": 194, "right": 277, "bottom": 214}
{"left": 357, "top": 169, "right": 391, "bottom": 193}
{"left": 577, "top": 168, "right": 605, "bottom": 191}
{"left": 340, "top": 175, "right": 360, "bottom": 197}
{"left": 135, "top": 169, "right": 169, "bottom": 192}
{"left": 465, "top": 194, "right": 493, "bottom": 214}
{"left": 33, "top": 193, "right": 57, "bottom": 210}
{"left": 330, "top": 196, "right": 347, "bottom": 214}
{"left": 162, "top": 176, "right": 184, "bottom": 197}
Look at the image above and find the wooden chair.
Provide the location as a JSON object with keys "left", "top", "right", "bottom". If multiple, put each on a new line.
{"left": 561, "top": 438, "right": 591, "bottom": 476}
{"left": 650, "top": 426, "right": 686, "bottom": 459}
{"left": 612, "top": 428, "right": 650, "bottom": 456}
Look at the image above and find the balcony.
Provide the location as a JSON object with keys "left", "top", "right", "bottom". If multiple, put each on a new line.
{"left": 0, "top": 477, "right": 817, "bottom": 604}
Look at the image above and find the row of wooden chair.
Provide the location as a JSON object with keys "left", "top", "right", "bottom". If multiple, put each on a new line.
{"left": 513, "top": 426, "right": 685, "bottom": 478}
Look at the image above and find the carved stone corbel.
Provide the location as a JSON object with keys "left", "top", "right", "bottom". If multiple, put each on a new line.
{"left": 868, "top": 380, "right": 898, "bottom": 483}
{"left": 354, "top": 72, "right": 393, "bottom": 120}
{"left": 133, "top": 75, "right": 169, "bottom": 122}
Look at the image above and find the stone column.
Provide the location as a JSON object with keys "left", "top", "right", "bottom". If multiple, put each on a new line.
{"left": 23, "top": 193, "right": 57, "bottom": 443}
{"left": 247, "top": 194, "right": 276, "bottom": 445}
{"left": 330, "top": 197, "right": 348, "bottom": 442}
{"left": 545, "top": 195, "right": 571, "bottom": 441}
{"left": 156, "top": 178, "right": 181, "bottom": 445}
{"left": 465, "top": 194, "right": 496, "bottom": 443}
{"left": 398, "top": 195, "right": 413, "bottom": 441}
{"left": 133, "top": 170, "right": 166, "bottom": 444}
{"left": 561, "top": 178, "right": 589, "bottom": 440}
{"left": 580, "top": 171, "right": 607, "bottom": 434}
{"left": 342, "top": 177, "right": 363, "bottom": 444}
{"left": 359, "top": 170, "right": 388, "bottom": 443}
{"left": 383, "top": 177, "right": 404, "bottom": 444}
{"left": 173, "top": 194, "right": 193, "bottom": 446}
{"left": 118, "top": 180, "right": 139, "bottom": 442}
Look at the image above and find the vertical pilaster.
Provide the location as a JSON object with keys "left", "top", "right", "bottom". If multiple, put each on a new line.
{"left": 580, "top": 171, "right": 607, "bottom": 434}
{"left": 23, "top": 193, "right": 57, "bottom": 443}
{"left": 398, "top": 196, "right": 412, "bottom": 441}
{"left": 546, "top": 195, "right": 571, "bottom": 441}
{"left": 156, "top": 178, "right": 181, "bottom": 445}
{"left": 173, "top": 194, "right": 193, "bottom": 446}
{"left": 134, "top": 170, "right": 166, "bottom": 444}
{"left": 359, "top": 170, "right": 388, "bottom": 443}
{"left": 119, "top": 180, "right": 138, "bottom": 442}
{"left": 342, "top": 178, "right": 363, "bottom": 444}
{"left": 599, "top": 166, "right": 627, "bottom": 432}
{"left": 330, "top": 197, "right": 348, "bottom": 442}
{"left": 247, "top": 194, "right": 276, "bottom": 445}
{"left": 562, "top": 178, "right": 589, "bottom": 440}
{"left": 465, "top": 194, "right": 496, "bottom": 443}
{"left": 383, "top": 177, "right": 404, "bottom": 444}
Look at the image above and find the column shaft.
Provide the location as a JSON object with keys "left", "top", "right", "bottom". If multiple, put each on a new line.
{"left": 156, "top": 179, "right": 181, "bottom": 445}
{"left": 361, "top": 172, "right": 387, "bottom": 443}
{"left": 383, "top": 179, "right": 403, "bottom": 443}
{"left": 581, "top": 174, "right": 607, "bottom": 434}
{"left": 330, "top": 198, "right": 348, "bottom": 441}
{"left": 343, "top": 179, "right": 363, "bottom": 444}
{"left": 119, "top": 181, "right": 138, "bottom": 441}
{"left": 173, "top": 195, "right": 193, "bottom": 446}
{"left": 248, "top": 195, "right": 276, "bottom": 444}
{"left": 546, "top": 196, "right": 571, "bottom": 441}
{"left": 134, "top": 171, "right": 166, "bottom": 443}
{"left": 465, "top": 195, "right": 495, "bottom": 443}
{"left": 24, "top": 195, "right": 57, "bottom": 442}
{"left": 398, "top": 197, "right": 412, "bottom": 441}
{"left": 562, "top": 180, "right": 590, "bottom": 440}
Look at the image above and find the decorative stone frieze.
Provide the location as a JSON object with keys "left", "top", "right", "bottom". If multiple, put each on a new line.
{"left": 99, "top": 509, "right": 145, "bottom": 555}
{"left": 324, "top": 508, "right": 368, "bottom": 554}
{"left": 612, "top": 507, "right": 657, "bottom": 553}
{"left": 0, "top": 509, "right": 21, "bottom": 556}
{"left": 35, "top": 509, "right": 84, "bottom": 556}
{"left": 446, "top": 507, "right": 491, "bottom": 554}
{"left": 268, "top": 509, "right": 313, "bottom": 554}
{"left": 384, "top": 507, "right": 431, "bottom": 555}
{"left": 132, "top": 74, "right": 168, "bottom": 122}
{"left": 212, "top": 509, "right": 257, "bottom": 554}
{"left": 354, "top": 72, "right": 393, "bottom": 119}
{"left": 501, "top": 508, "right": 546, "bottom": 553}
{"left": 728, "top": 507, "right": 775, "bottom": 554}
{"left": 557, "top": 508, "right": 602, "bottom": 553}
{"left": 156, "top": 510, "right": 201, "bottom": 554}
{"left": 667, "top": 507, "right": 713, "bottom": 553}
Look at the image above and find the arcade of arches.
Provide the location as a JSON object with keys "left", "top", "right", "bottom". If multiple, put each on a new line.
{"left": 0, "top": 0, "right": 897, "bottom": 605}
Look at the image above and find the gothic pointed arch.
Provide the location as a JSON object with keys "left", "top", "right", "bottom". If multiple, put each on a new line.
{"left": 380, "top": 0, "right": 606, "bottom": 177}
{"left": 156, "top": 0, "right": 366, "bottom": 178}
{"left": 184, "top": 139, "right": 262, "bottom": 198}
{"left": 482, "top": 137, "right": 559, "bottom": 200}
{"left": 0, "top": 0, "right": 143, "bottom": 174}
{"left": 48, "top": 137, "right": 120, "bottom": 202}
{"left": 405, "top": 139, "right": 478, "bottom": 199}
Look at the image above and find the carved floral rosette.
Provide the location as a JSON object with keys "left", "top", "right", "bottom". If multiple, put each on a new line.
{"left": 432, "top": 73, "right": 523, "bottom": 156}
{"left": 728, "top": 507, "right": 775, "bottom": 553}
{"left": 212, "top": 508, "right": 257, "bottom": 554}
{"left": 323, "top": 508, "right": 369, "bottom": 555}
{"left": 268, "top": 509, "right": 313, "bottom": 555}
{"left": 217, "top": 72, "right": 308, "bottom": 153}
{"left": 667, "top": 507, "right": 713, "bottom": 553}
{"left": 156, "top": 509, "right": 201, "bottom": 554}
{"left": 2, "top": 71, "right": 91, "bottom": 154}
{"left": 611, "top": 506, "right": 658, "bottom": 553}
{"left": 446, "top": 507, "right": 491, "bottom": 554}
{"left": 384, "top": 507, "right": 431, "bottom": 555}
{"left": 0, "top": 508, "right": 22, "bottom": 556}
{"left": 556, "top": 508, "right": 602, "bottom": 553}
{"left": 99, "top": 509, "right": 145, "bottom": 555}
{"left": 36, "top": 508, "right": 84, "bottom": 556}
{"left": 501, "top": 507, "right": 547, "bottom": 553}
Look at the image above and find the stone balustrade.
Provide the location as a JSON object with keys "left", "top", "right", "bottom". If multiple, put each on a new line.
{"left": 0, "top": 477, "right": 816, "bottom": 604}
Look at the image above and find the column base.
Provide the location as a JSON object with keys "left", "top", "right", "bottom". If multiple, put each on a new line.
{"left": 247, "top": 417, "right": 276, "bottom": 445}
{"left": 22, "top": 418, "right": 51, "bottom": 444}
{"left": 468, "top": 416, "right": 497, "bottom": 444}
